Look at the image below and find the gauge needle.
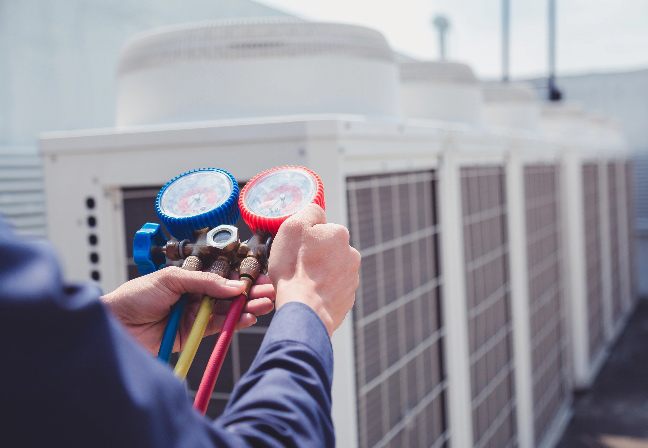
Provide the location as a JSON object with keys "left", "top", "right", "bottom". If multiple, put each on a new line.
{"left": 183, "top": 188, "right": 210, "bottom": 215}
{"left": 270, "top": 193, "right": 286, "bottom": 213}
{"left": 182, "top": 194, "right": 201, "bottom": 215}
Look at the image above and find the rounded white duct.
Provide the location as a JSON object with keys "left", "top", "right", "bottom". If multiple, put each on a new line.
{"left": 541, "top": 103, "right": 626, "bottom": 153}
{"left": 482, "top": 83, "right": 540, "bottom": 132}
{"left": 116, "top": 20, "right": 401, "bottom": 127}
{"left": 602, "top": 118, "right": 626, "bottom": 151}
{"left": 585, "top": 112, "right": 609, "bottom": 148}
{"left": 399, "top": 61, "right": 482, "bottom": 125}
{"left": 585, "top": 112, "right": 626, "bottom": 152}
{"left": 540, "top": 102, "right": 589, "bottom": 144}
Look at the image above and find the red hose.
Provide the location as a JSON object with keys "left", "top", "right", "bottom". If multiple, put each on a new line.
{"left": 193, "top": 294, "right": 247, "bottom": 414}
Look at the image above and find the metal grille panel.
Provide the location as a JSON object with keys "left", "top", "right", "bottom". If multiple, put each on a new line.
{"left": 121, "top": 185, "right": 271, "bottom": 418}
{"left": 524, "top": 165, "right": 569, "bottom": 445}
{"left": 582, "top": 164, "right": 604, "bottom": 361}
{"left": 461, "top": 167, "right": 517, "bottom": 448}
{"left": 608, "top": 163, "right": 623, "bottom": 323}
{"left": 348, "top": 171, "right": 448, "bottom": 448}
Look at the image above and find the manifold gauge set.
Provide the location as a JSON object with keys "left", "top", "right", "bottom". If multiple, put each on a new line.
{"left": 133, "top": 166, "right": 325, "bottom": 414}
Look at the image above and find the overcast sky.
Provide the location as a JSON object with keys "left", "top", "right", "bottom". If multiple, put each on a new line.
{"left": 258, "top": 0, "right": 648, "bottom": 80}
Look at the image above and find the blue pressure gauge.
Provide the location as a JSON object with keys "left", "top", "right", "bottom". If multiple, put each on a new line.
{"left": 155, "top": 168, "right": 240, "bottom": 240}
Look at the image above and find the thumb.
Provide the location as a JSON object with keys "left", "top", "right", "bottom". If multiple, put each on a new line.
{"left": 156, "top": 266, "right": 246, "bottom": 299}
{"left": 283, "top": 203, "right": 326, "bottom": 230}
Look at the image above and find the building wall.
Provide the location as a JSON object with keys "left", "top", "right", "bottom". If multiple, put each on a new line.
{"left": 0, "top": 0, "right": 290, "bottom": 235}
{"left": 0, "top": 0, "right": 289, "bottom": 143}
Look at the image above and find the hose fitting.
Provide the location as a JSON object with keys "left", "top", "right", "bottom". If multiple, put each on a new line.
{"left": 239, "top": 256, "right": 261, "bottom": 297}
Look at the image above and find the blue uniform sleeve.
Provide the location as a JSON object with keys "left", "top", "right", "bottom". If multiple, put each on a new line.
{"left": 218, "top": 302, "right": 335, "bottom": 447}
{"left": 0, "top": 219, "right": 334, "bottom": 448}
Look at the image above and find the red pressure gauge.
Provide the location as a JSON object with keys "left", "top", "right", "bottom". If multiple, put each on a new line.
{"left": 239, "top": 166, "right": 325, "bottom": 235}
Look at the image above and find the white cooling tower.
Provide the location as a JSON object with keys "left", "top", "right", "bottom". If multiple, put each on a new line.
{"left": 540, "top": 102, "right": 589, "bottom": 144}
{"left": 482, "top": 83, "right": 540, "bottom": 132}
{"left": 399, "top": 61, "right": 482, "bottom": 125}
{"left": 116, "top": 20, "right": 402, "bottom": 126}
{"left": 583, "top": 112, "right": 609, "bottom": 149}
{"left": 579, "top": 112, "right": 626, "bottom": 152}
{"left": 603, "top": 119, "right": 626, "bottom": 152}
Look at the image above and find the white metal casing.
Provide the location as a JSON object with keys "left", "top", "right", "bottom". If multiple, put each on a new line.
{"left": 41, "top": 113, "right": 633, "bottom": 448}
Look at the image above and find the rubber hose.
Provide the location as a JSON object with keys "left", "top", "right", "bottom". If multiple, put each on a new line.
{"left": 193, "top": 294, "right": 247, "bottom": 414}
{"left": 173, "top": 296, "right": 217, "bottom": 379}
{"left": 157, "top": 294, "right": 188, "bottom": 363}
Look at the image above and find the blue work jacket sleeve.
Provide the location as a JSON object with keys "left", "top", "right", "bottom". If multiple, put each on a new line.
{"left": 218, "top": 302, "right": 335, "bottom": 447}
{"left": 0, "top": 219, "right": 335, "bottom": 448}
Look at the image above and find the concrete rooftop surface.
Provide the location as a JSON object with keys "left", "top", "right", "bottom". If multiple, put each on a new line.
{"left": 559, "top": 299, "right": 648, "bottom": 448}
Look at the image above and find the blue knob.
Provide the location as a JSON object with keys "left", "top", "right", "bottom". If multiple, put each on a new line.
{"left": 134, "top": 223, "right": 168, "bottom": 275}
{"left": 155, "top": 168, "right": 240, "bottom": 241}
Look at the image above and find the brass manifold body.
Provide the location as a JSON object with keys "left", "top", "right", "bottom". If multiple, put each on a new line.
{"left": 154, "top": 225, "right": 272, "bottom": 295}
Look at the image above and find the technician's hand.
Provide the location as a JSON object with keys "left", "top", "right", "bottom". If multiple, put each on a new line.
{"left": 269, "top": 204, "right": 361, "bottom": 337}
{"left": 101, "top": 268, "right": 275, "bottom": 354}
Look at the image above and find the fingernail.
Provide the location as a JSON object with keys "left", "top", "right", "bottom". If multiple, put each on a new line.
{"left": 226, "top": 280, "right": 244, "bottom": 287}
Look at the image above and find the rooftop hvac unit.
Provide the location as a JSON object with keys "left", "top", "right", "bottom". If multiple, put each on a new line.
{"left": 540, "top": 102, "right": 589, "bottom": 145}
{"left": 41, "top": 116, "right": 613, "bottom": 448}
{"left": 602, "top": 119, "right": 626, "bottom": 150}
{"left": 539, "top": 103, "right": 635, "bottom": 392}
{"left": 483, "top": 83, "right": 540, "bottom": 133}
{"left": 42, "top": 118, "right": 452, "bottom": 448}
{"left": 582, "top": 112, "right": 627, "bottom": 152}
{"left": 116, "top": 20, "right": 402, "bottom": 127}
{"left": 399, "top": 61, "right": 482, "bottom": 126}
{"left": 41, "top": 20, "right": 635, "bottom": 448}
{"left": 555, "top": 116, "right": 636, "bottom": 393}
{"left": 585, "top": 112, "right": 610, "bottom": 149}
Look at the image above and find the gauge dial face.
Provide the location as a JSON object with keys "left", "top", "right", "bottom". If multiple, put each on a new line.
{"left": 159, "top": 171, "right": 234, "bottom": 218}
{"left": 243, "top": 168, "right": 317, "bottom": 218}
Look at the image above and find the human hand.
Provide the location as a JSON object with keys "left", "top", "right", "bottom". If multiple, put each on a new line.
{"left": 101, "top": 267, "right": 275, "bottom": 354}
{"left": 268, "top": 204, "right": 361, "bottom": 337}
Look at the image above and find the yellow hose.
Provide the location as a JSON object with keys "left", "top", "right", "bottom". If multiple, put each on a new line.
{"left": 173, "top": 296, "right": 216, "bottom": 379}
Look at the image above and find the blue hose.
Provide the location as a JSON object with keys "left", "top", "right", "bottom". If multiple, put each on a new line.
{"left": 157, "top": 294, "right": 188, "bottom": 363}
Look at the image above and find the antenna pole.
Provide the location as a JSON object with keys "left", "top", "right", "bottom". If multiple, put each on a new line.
{"left": 439, "top": 28, "right": 446, "bottom": 60}
{"left": 432, "top": 15, "right": 450, "bottom": 60}
{"left": 502, "top": 0, "right": 510, "bottom": 82}
{"left": 548, "top": 0, "right": 561, "bottom": 100}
